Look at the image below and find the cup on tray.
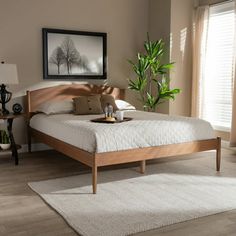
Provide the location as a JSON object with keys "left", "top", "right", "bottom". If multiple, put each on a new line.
{"left": 116, "top": 110, "right": 124, "bottom": 121}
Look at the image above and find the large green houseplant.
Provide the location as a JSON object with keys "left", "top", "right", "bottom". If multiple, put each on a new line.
{"left": 128, "top": 34, "right": 180, "bottom": 112}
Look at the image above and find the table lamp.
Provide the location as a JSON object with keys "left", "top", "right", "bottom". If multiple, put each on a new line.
{"left": 0, "top": 62, "right": 18, "bottom": 114}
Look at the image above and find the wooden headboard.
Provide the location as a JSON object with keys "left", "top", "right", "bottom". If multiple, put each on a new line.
{"left": 26, "top": 84, "right": 125, "bottom": 118}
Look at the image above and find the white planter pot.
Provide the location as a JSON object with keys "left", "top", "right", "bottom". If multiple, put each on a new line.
{"left": 0, "top": 143, "right": 11, "bottom": 150}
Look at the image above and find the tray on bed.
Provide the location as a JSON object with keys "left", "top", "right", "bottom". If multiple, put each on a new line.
{"left": 90, "top": 117, "right": 133, "bottom": 124}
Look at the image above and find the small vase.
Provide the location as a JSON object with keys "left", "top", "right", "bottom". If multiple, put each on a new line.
{"left": 0, "top": 143, "right": 11, "bottom": 150}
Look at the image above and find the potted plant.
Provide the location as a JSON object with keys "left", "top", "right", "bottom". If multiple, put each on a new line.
{"left": 128, "top": 33, "right": 180, "bottom": 112}
{"left": 0, "top": 130, "right": 10, "bottom": 150}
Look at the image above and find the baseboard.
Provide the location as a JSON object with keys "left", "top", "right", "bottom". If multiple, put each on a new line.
{"left": 20, "top": 143, "right": 52, "bottom": 153}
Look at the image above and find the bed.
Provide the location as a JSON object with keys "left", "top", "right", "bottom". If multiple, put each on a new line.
{"left": 26, "top": 84, "right": 221, "bottom": 194}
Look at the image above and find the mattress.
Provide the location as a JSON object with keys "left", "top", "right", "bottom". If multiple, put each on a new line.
{"left": 30, "top": 111, "right": 215, "bottom": 153}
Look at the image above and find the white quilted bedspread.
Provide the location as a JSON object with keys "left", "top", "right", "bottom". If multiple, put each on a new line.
{"left": 30, "top": 111, "right": 215, "bottom": 153}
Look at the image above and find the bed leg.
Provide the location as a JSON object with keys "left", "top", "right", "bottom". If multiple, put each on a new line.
{"left": 92, "top": 163, "right": 97, "bottom": 194}
{"left": 216, "top": 137, "right": 221, "bottom": 171}
{"left": 27, "top": 124, "right": 32, "bottom": 153}
{"left": 140, "top": 160, "right": 146, "bottom": 174}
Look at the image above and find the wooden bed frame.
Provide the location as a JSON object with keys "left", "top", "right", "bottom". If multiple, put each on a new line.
{"left": 26, "top": 84, "right": 221, "bottom": 194}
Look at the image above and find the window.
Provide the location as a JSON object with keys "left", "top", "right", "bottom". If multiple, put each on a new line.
{"left": 199, "top": 1, "right": 235, "bottom": 131}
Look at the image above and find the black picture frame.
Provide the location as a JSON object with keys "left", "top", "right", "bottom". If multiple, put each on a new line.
{"left": 42, "top": 28, "right": 107, "bottom": 80}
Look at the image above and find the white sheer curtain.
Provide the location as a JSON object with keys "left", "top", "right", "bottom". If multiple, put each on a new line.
{"left": 199, "top": 2, "right": 235, "bottom": 130}
{"left": 230, "top": 0, "right": 236, "bottom": 146}
{"left": 191, "top": 6, "right": 209, "bottom": 117}
{"left": 193, "top": 2, "right": 236, "bottom": 146}
{"left": 230, "top": 80, "right": 236, "bottom": 146}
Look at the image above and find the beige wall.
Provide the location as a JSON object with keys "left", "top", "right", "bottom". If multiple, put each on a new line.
{"left": 149, "top": 0, "right": 171, "bottom": 114}
{"left": 148, "top": 0, "right": 195, "bottom": 116}
{"left": 0, "top": 0, "right": 149, "bottom": 144}
{"left": 149, "top": 0, "right": 171, "bottom": 43}
{"left": 169, "top": 0, "right": 194, "bottom": 116}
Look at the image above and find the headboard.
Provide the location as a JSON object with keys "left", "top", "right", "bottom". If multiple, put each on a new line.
{"left": 26, "top": 84, "right": 125, "bottom": 119}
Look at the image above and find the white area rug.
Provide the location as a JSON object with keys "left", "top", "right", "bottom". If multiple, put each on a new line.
{"left": 29, "top": 154, "right": 236, "bottom": 236}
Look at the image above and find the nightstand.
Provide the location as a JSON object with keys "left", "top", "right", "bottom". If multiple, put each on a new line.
{"left": 0, "top": 113, "right": 23, "bottom": 165}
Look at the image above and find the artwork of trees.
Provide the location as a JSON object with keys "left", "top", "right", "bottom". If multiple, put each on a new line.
{"left": 49, "top": 47, "right": 65, "bottom": 74}
{"left": 49, "top": 37, "right": 90, "bottom": 75}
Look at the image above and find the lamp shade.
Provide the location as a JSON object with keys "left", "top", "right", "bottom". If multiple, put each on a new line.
{"left": 0, "top": 64, "right": 18, "bottom": 85}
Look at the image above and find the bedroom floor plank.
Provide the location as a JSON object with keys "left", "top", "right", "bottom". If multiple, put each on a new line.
{"left": 0, "top": 149, "right": 236, "bottom": 236}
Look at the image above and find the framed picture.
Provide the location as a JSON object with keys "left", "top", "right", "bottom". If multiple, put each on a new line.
{"left": 42, "top": 28, "right": 107, "bottom": 80}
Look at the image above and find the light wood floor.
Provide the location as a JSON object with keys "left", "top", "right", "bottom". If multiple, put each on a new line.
{"left": 0, "top": 148, "right": 236, "bottom": 236}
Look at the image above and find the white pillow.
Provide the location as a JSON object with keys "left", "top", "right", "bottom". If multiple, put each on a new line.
{"left": 37, "top": 100, "right": 73, "bottom": 115}
{"left": 115, "top": 100, "right": 136, "bottom": 111}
